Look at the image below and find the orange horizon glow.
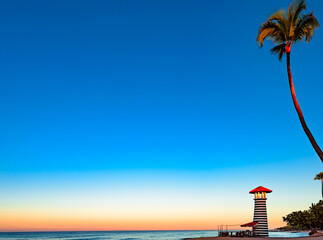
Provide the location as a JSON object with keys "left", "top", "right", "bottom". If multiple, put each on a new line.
{"left": 1, "top": 168, "right": 317, "bottom": 233}
{"left": 0, "top": 210, "right": 286, "bottom": 232}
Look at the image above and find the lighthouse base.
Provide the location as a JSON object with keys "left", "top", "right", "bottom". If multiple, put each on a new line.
{"left": 253, "top": 198, "right": 269, "bottom": 237}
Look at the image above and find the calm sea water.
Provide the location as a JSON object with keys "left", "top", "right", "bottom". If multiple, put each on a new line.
{"left": 0, "top": 230, "right": 309, "bottom": 240}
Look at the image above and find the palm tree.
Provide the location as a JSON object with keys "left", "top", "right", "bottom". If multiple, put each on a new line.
{"left": 256, "top": 0, "right": 322, "bottom": 163}
{"left": 314, "top": 172, "right": 323, "bottom": 198}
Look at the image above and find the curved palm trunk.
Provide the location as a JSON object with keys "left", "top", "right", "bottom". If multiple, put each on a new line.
{"left": 286, "top": 52, "right": 323, "bottom": 163}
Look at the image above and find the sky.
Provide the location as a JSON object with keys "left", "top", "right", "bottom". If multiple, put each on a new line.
{"left": 0, "top": 0, "right": 323, "bottom": 232}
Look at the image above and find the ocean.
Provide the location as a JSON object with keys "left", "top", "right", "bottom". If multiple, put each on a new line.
{"left": 0, "top": 231, "right": 309, "bottom": 240}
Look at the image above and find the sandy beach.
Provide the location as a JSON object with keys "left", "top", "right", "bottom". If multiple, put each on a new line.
{"left": 184, "top": 235, "right": 323, "bottom": 240}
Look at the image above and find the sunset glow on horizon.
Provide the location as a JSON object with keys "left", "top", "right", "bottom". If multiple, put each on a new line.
{"left": 1, "top": 0, "right": 323, "bottom": 233}
{"left": 1, "top": 160, "right": 321, "bottom": 232}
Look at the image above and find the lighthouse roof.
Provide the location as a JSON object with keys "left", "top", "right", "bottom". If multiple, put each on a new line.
{"left": 249, "top": 186, "right": 272, "bottom": 194}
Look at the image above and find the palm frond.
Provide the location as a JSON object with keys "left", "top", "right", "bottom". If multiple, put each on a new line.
{"left": 287, "top": 1, "right": 296, "bottom": 37}
{"left": 314, "top": 172, "right": 323, "bottom": 180}
{"left": 293, "top": 12, "right": 320, "bottom": 43}
{"left": 267, "top": 10, "right": 289, "bottom": 42}
{"left": 270, "top": 43, "right": 286, "bottom": 61}
{"left": 257, "top": 20, "right": 286, "bottom": 47}
{"left": 292, "top": 0, "right": 307, "bottom": 26}
{"left": 287, "top": 0, "right": 306, "bottom": 40}
{"left": 267, "top": 9, "right": 287, "bottom": 22}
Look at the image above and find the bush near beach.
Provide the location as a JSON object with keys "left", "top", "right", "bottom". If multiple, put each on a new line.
{"left": 281, "top": 200, "right": 323, "bottom": 231}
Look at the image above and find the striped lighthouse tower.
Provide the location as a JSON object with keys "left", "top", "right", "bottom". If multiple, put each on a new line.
{"left": 249, "top": 186, "right": 272, "bottom": 237}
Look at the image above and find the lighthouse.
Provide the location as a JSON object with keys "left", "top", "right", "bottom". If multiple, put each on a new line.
{"left": 249, "top": 186, "right": 272, "bottom": 237}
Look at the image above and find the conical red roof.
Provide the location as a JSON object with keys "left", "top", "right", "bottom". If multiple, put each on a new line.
{"left": 249, "top": 186, "right": 272, "bottom": 194}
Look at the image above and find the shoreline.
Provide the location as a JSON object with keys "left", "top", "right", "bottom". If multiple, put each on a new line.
{"left": 184, "top": 234, "right": 323, "bottom": 240}
{"left": 184, "top": 238, "right": 323, "bottom": 240}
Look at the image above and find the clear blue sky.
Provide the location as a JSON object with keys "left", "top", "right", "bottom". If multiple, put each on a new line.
{"left": 0, "top": 0, "right": 322, "bottom": 231}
